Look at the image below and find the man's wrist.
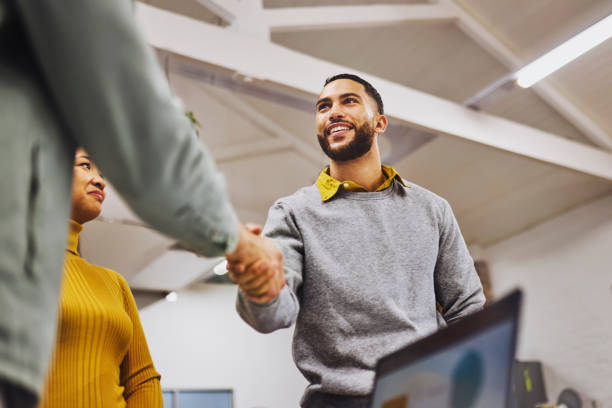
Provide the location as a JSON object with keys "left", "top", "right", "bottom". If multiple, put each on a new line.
{"left": 240, "top": 286, "right": 282, "bottom": 306}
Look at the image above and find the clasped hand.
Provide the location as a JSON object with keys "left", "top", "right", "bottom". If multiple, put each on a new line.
{"left": 225, "top": 224, "right": 285, "bottom": 304}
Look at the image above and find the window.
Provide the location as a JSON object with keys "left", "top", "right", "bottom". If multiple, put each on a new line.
{"left": 162, "top": 389, "right": 233, "bottom": 408}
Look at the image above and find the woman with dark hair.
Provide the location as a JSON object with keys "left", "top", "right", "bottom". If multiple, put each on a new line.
{"left": 38, "top": 149, "right": 162, "bottom": 407}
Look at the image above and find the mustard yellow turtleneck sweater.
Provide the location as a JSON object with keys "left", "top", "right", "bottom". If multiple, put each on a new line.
{"left": 38, "top": 220, "right": 162, "bottom": 408}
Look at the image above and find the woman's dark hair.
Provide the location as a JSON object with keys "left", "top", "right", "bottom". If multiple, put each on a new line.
{"left": 324, "top": 73, "right": 384, "bottom": 114}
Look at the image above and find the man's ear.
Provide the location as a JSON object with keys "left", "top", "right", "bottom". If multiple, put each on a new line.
{"left": 375, "top": 114, "right": 388, "bottom": 135}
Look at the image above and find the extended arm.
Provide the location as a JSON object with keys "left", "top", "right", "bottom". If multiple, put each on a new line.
{"left": 434, "top": 200, "right": 485, "bottom": 323}
{"left": 235, "top": 202, "right": 302, "bottom": 333}
{"left": 13, "top": 0, "right": 237, "bottom": 256}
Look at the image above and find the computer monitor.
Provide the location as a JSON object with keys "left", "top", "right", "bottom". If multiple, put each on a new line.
{"left": 370, "top": 290, "right": 521, "bottom": 408}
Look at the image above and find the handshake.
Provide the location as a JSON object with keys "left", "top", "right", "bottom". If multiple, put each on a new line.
{"left": 225, "top": 223, "right": 285, "bottom": 304}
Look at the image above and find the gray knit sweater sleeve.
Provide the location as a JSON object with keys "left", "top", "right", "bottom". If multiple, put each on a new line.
{"left": 435, "top": 199, "right": 484, "bottom": 323}
{"left": 236, "top": 201, "right": 302, "bottom": 333}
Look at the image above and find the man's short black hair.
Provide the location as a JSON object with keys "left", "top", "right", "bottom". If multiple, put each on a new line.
{"left": 324, "top": 73, "right": 384, "bottom": 115}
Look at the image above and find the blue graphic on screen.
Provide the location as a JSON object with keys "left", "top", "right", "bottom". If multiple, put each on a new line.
{"left": 371, "top": 320, "right": 515, "bottom": 408}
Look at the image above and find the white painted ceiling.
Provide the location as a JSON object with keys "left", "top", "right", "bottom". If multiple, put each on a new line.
{"left": 80, "top": 0, "right": 612, "bottom": 293}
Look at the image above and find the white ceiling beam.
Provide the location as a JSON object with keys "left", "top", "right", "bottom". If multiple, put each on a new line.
{"left": 440, "top": 0, "right": 612, "bottom": 151}
{"left": 223, "top": 0, "right": 269, "bottom": 40}
{"left": 264, "top": 4, "right": 457, "bottom": 32}
{"left": 196, "top": 0, "right": 241, "bottom": 23}
{"left": 210, "top": 88, "right": 327, "bottom": 167}
{"left": 135, "top": 3, "right": 612, "bottom": 181}
{"left": 211, "top": 138, "right": 294, "bottom": 163}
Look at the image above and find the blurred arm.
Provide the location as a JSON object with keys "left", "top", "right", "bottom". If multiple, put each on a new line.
{"left": 13, "top": 0, "right": 238, "bottom": 256}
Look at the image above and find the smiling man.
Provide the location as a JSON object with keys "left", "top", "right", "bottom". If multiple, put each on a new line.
{"left": 232, "top": 74, "right": 485, "bottom": 408}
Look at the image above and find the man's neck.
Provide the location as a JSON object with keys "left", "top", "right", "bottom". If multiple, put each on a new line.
{"left": 329, "top": 144, "right": 385, "bottom": 192}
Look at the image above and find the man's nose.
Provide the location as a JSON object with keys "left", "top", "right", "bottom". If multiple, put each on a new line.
{"left": 329, "top": 103, "right": 345, "bottom": 120}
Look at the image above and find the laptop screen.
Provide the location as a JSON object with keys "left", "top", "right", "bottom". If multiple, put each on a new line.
{"left": 370, "top": 290, "right": 521, "bottom": 408}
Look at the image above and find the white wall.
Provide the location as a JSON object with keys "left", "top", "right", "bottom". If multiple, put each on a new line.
{"left": 486, "top": 193, "right": 612, "bottom": 406}
{"left": 139, "top": 283, "right": 308, "bottom": 408}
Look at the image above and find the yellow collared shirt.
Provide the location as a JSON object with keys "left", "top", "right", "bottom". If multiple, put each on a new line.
{"left": 315, "top": 164, "right": 408, "bottom": 202}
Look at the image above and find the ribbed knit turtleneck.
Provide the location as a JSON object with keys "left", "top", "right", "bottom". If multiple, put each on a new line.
{"left": 65, "top": 219, "right": 83, "bottom": 255}
{"left": 38, "top": 221, "right": 162, "bottom": 407}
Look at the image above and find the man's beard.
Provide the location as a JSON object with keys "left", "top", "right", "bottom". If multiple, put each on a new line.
{"left": 317, "top": 121, "right": 375, "bottom": 162}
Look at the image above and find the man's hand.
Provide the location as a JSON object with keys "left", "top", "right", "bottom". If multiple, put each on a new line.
{"left": 225, "top": 224, "right": 285, "bottom": 304}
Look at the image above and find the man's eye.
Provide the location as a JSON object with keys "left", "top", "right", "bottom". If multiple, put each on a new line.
{"left": 317, "top": 104, "right": 330, "bottom": 111}
{"left": 344, "top": 98, "right": 358, "bottom": 104}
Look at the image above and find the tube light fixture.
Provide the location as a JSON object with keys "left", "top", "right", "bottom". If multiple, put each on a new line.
{"left": 515, "top": 14, "right": 612, "bottom": 88}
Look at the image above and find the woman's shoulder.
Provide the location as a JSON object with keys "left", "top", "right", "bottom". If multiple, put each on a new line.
{"left": 63, "top": 257, "right": 133, "bottom": 308}
{"left": 96, "top": 265, "right": 129, "bottom": 291}
{"left": 79, "top": 259, "right": 130, "bottom": 293}
{"left": 93, "top": 265, "right": 134, "bottom": 309}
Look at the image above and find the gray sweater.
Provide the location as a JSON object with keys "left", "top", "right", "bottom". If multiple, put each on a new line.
{"left": 237, "top": 179, "right": 484, "bottom": 404}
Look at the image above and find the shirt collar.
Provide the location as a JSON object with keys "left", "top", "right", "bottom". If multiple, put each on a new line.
{"left": 315, "top": 164, "right": 408, "bottom": 202}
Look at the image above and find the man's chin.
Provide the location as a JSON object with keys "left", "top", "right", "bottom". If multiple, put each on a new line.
{"left": 326, "top": 149, "right": 369, "bottom": 162}
{"left": 318, "top": 132, "right": 373, "bottom": 162}
{"left": 328, "top": 142, "right": 350, "bottom": 152}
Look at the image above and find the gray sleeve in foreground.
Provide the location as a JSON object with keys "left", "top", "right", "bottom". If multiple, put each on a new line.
{"left": 236, "top": 201, "right": 302, "bottom": 333}
{"left": 14, "top": 0, "right": 238, "bottom": 256}
{"left": 434, "top": 200, "right": 485, "bottom": 323}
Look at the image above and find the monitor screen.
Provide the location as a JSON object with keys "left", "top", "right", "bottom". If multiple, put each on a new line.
{"left": 371, "top": 291, "right": 520, "bottom": 408}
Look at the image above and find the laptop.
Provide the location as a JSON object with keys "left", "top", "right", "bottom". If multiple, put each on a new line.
{"left": 370, "top": 290, "right": 522, "bottom": 408}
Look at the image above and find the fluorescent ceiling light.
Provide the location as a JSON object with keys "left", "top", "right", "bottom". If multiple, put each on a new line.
{"left": 515, "top": 14, "right": 612, "bottom": 88}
